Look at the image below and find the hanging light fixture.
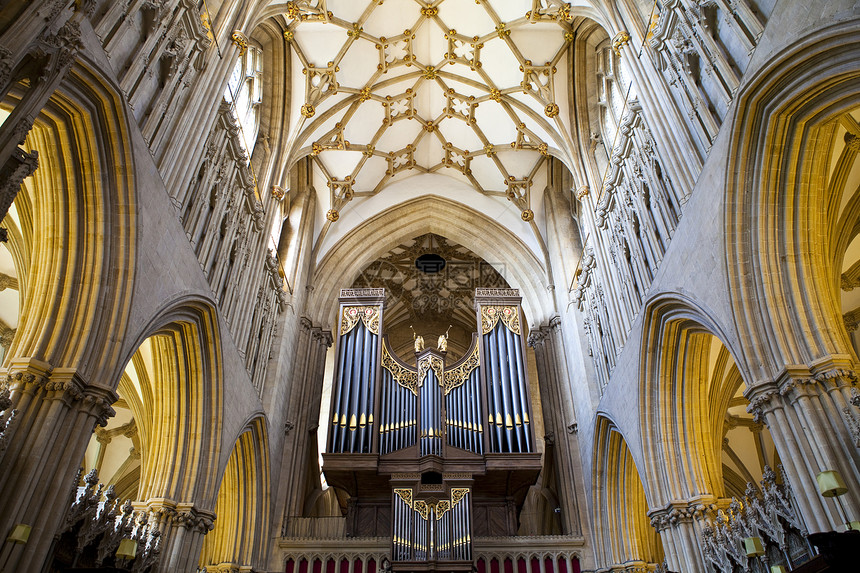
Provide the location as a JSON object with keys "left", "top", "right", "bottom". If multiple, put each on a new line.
{"left": 116, "top": 538, "right": 138, "bottom": 560}
{"left": 6, "top": 524, "right": 30, "bottom": 544}
{"left": 743, "top": 536, "right": 765, "bottom": 557}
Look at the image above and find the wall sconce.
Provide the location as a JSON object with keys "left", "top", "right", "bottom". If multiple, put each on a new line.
{"left": 743, "top": 536, "right": 765, "bottom": 557}
{"left": 116, "top": 538, "right": 138, "bottom": 560}
{"left": 816, "top": 470, "right": 859, "bottom": 531}
{"left": 6, "top": 524, "right": 30, "bottom": 545}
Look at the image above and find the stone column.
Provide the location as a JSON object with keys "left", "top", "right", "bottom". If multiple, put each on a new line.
{"left": 0, "top": 358, "right": 116, "bottom": 571}
{"left": 528, "top": 319, "right": 587, "bottom": 536}
{"left": 277, "top": 318, "right": 332, "bottom": 526}
{"left": 136, "top": 500, "right": 216, "bottom": 571}
{"left": 649, "top": 499, "right": 719, "bottom": 573}
{"left": 746, "top": 365, "right": 860, "bottom": 533}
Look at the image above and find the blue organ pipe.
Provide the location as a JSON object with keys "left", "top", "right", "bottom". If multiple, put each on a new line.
{"left": 412, "top": 385, "right": 417, "bottom": 446}
{"left": 485, "top": 332, "right": 503, "bottom": 452}
{"left": 457, "top": 387, "right": 463, "bottom": 449}
{"left": 357, "top": 323, "right": 371, "bottom": 451}
{"left": 489, "top": 328, "right": 508, "bottom": 452}
{"left": 362, "top": 329, "right": 377, "bottom": 452}
{"left": 360, "top": 330, "right": 372, "bottom": 452}
{"left": 501, "top": 326, "right": 523, "bottom": 452}
{"left": 483, "top": 333, "right": 497, "bottom": 451}
{"left": 353, "top": 324, "right": 368, "bottom": 452}
{"left": 347, "top": 323, "right": 366, "bottom": 452}
{"left": 332, "top": 327, "right": 355, "bottom": 451}
{"left": 452, "top": 389, "right": 459, "bottom": 449}
{"left": 328, "top": 327, "right": 346, "bottom": 451}
{"left": 511, "top": 325, "right": 529, "bottom": 451}
{"left": 496, "top": 325, "right": 519, "bottom": 452}
{"left": 394, "top": 381, "right": 401, "bottom": 452}
{"left": 343, "top": 326, "right": 360, "bottom": 452}
{"left": 510, "top": 326, "right": 531, "bottom": 452}
{"left": 381, "top": 372, "right": 390, "bottom": 453}
{"left": 474, "top": 370, "right": 483, "bottom": 454}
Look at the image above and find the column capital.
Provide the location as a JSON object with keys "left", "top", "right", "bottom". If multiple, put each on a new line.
{"left": 648, "top": 495, "right": 722, "bottom": 531}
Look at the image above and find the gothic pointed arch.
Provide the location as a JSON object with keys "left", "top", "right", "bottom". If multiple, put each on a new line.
{"left": 592, "top": 414, "right": 663, "bottom": 571}
{"left": 308, "top": 195, "right": 553, "bottom": 327}
{"left": 200, "top": 416, "right": 271, "bottom": 572}
{"left": 726, "top": 20, "right": 860, "bottom": 379}
{"left": 3, "top": 59, "right": 136, "bottom": 380}
{"left": 0, "top": 57, "right": 138, "bottom": 569}
{"left": 639, "top": 294, "right": 743, "bottom": 507}
{"left": 724, "top": 18, "right": 860, "bottom": 533}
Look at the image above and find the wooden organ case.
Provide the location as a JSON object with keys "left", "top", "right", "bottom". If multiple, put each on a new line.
{"left": 322, "top": 288, "right": 542, "bottom": 572}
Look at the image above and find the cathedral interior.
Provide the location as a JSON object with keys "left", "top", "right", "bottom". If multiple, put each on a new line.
{"left": 0, "top": 0, "right": 859, "bottom": 572}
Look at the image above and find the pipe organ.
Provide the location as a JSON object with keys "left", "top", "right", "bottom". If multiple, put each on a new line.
{"left": 323, "top": 288, "right": 542, "bottom": 572}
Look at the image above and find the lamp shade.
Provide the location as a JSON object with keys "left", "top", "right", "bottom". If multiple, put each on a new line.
{"left": 6, "top": 523, "right": 31, "bottom": 544}
{"left": 743, "top": 536, "right": 765, "bottom": 557}
{"left": 770, "top": 566, "right": 788, "bottom": 573}
{"left": 816, "top": 470, "right": 848, "bottom": 497}
{"left": 116, "top": 538, "right": 138, "bottom": 560}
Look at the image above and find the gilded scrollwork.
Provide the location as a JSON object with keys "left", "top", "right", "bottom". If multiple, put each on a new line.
{"left": 418, "top": 355, "right": 444, "bottom": 386}
{"left": 394, "top": 488, "right": 413, "bottom": 507}
{"left": 442, "top": 344, "right": 479, "bottom": 395}
{"left": 480, "top": 305, "right": 520, "bottom": 335}
{"left": 340, "top": 305, "right": 380, "bottom": 335}
{"left": 413, "top": 500, "right": 429, "bottom": 520}
{"left": 435, "top": 499, "right": 451, "bottom": 519}
{"left": 451, "top": 487, "right": 469, "bottom": 506}
{"left": 382, "top": 344, "right": 418, "bottom": 395}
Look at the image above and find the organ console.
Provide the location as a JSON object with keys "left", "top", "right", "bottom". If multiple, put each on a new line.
{"left": 322, "top": 288, "right": 542, "bottom": 572}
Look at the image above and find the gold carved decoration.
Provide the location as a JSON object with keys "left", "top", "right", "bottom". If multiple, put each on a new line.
{"left": 481, "top": 305, "right": 520, "bottom": 335}
{"left": 435, "top": 500, "right": 451, "bottom": 519}
{"left": 413, "top": 500, "right": 430, "bottom": 520}
{"left": 418, "top": 354, "right": 444, "bottom": 386}
{"left": 340, "top": 305, "right": 380, "bottom": 335}
{"left": 394, "top": 488, "right": 413, "bottom": 507}
{"left": 442, "top": 345, "right": 479, "bottom": 395}
{"left": 396, "top": 487, "right": 470, "bottom": 520}
{"left": 381, "top": 344, "right": 418, "bottom": 395}
{"left": 435, "top": 488, "right": 470, "bottom": 519}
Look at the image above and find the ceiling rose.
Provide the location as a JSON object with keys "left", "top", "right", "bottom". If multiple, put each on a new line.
{"left": 283, "top": 0, "right": 578, "bottom": 218}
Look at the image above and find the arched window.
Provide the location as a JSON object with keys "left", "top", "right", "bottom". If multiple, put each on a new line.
{"left": 595, "top": 44, "right": 630, "bottom": 155}
{"left": 225, "top": 43, "right": 263, "bottom": 154}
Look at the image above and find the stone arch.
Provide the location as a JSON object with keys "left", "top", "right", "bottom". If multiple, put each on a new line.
{"left": 0, "top": 59, "right": 137, "bottom": 570}
{"left": 95, "top": 296, "right": 227, "bottom": 571}
{"left": 591, "top": 414, "right": 663, "bottom": 571}
{"left": 724, "top": 19, "right": 860, "bottom": 532}
{"left": 308, "top": 195, "right": 554, "bottom": 327}
{"left": 125, "top": 298, "right": 225, "bottom": 508}
{"left": 3, "top": 60, "right": 136, "bottom": 381}
{"left": 639, "top": 294, "right": 743, "bottom": 507}
{"left": 726, "top": 20, "right": 860, "bottom": 378}
{"left": 200, "top": 416, "right": 271, "bottom": 571}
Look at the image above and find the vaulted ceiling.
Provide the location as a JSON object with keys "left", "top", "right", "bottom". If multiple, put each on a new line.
{"left": 282, "top": 0, "right": 581, "bottom": 226}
